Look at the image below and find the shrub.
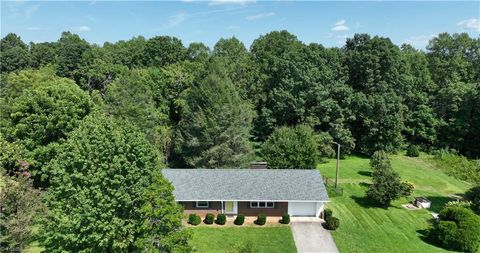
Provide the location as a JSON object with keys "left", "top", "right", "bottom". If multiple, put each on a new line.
{"left": 324, "top": 208, "right": 333, "bottom": 219}
{"left": 429, "top": 206, "right": 480, "bottom": 252}
{"left": 465, "top": 185, "right": 480, "bottom": 214}
{"left": 188, "top": 214, "right": 201, "bottom": 226}
{"left": 406, "top": 145, "right": 420, "bottom": 157}
{"left": 234, "top": 214, "right": 245, "bottom": 225}
{"left": 204, "top": 213, "right": 215, "bottom": 225}
{"left": 254, "top": 214, "right": 266, "bottom": 225}
{"left": 216, "top": 213, "right": 227, "bottom": 225}
{"left": 432, "top": 149, "right": 480, "bottom": 184}
{"left": 280, "top": 213, "right": 290, "bottom": 224}
{"left": 325, "top": 216, "right": 340, "bottom": 230}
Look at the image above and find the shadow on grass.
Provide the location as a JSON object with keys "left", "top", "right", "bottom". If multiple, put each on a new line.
{"left": 416, "top": 228, "right": 448, "bottom": 250}
{"left": 423, "top": 195, "right": 460, "bottom": 213}
{"left": 350, "top": 195, "right": 383, "bottom": 209}
{"left": 358, "top": 171, "right": 372, "bottom": 177}
{"left": 358, "top": 182, "right": 371, "bottom": 188}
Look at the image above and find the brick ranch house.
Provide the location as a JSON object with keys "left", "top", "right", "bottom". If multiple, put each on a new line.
{"left": 162, "top": 168, "right": 329, "bottom": 217}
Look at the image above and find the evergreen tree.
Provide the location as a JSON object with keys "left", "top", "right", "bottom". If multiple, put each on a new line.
{"left": 367, "top": 151, "right": 413, "bottom": 207}
{"left": 175, "top": 60, "right": 254, "bottom": 168}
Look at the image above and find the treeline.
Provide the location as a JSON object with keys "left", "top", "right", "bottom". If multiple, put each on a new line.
{"left": 1, "top": 30, "right": 479, "bottom": 252}
{"left": 1, "top": 31, "right": 479, "bottom": 171}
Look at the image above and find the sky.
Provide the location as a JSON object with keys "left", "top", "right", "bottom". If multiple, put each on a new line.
{"left": 1, "top": 0, "right": 479, "bottom": 50}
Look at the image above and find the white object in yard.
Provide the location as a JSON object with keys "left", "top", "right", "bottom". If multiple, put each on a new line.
{"left": 288, "top": 202, "right": 324, "bottom": 217}
{"left": 414, "top": 197, "right": 432, "bottom": 209}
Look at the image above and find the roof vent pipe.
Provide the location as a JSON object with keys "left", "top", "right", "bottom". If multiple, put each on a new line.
{"left": 250, "top": 161, "right": 267, "bottom": 169}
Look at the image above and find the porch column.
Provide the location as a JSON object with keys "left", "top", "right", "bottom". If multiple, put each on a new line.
{"left": 221, "top": 201, "right": 224, "bottom": 214}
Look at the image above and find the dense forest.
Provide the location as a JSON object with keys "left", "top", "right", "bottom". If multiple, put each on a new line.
{"left": 0, "top": 30, "right": 479, "bottom": 251}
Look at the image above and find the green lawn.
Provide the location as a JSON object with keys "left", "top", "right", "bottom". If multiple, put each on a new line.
{"left": 189, "top": 226, "right": 297, "bottom": 253}
{"left": 318, "top": 153, "right": 472, "bottom": 253}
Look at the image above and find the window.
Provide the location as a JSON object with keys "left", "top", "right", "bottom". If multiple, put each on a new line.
{"left": 250, "top": 202, "right": 275, "bottom": 208}
{"left": 196, "top": 201, "right": 209, "bottom": 208}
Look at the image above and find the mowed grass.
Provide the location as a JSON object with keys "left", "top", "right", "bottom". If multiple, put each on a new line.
{"left": 189, "top": 226, "right": 297, "bottom": 253}
{"left": 318, "top": 153, "right": 472, "bottom": 253}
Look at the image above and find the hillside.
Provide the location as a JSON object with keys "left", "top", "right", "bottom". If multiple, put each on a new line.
{"left": 318, "top": 154, "right": 471, "bottom": 253}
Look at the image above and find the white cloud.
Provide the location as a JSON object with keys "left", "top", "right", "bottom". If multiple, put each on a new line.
{"left": 246, "top": 12, "right": 274, "bottom": 21}
{"left": 331, "top": 19, "right": 349, "bottom": 31}
{"left": 27, "top": 26, "right": 41, "bottom": 31}
{"left": 73, "top": 25, "right": 91, "bottom": 32}
{"left": 209, "top": 0, "right": 255, "bottom": 5}
{"left": 165, "top": 12, "right": 188, "bottom": 28}
{"left": 457, "top": 18, "right": 480, "bottom": 32}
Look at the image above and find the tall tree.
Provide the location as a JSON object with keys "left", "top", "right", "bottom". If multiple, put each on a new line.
{"left": 187, "top": 42, "right": 210, "bottom": 63}
{"left": 41, "top": 114, "right": 190, "bottom": 252}
{"left": 0, "top": 33, "right": 31, "bottom": 73}
{"left": 175, "top": 60, "right": 254, "bottom": 168}
{"left": 251, "top": 31, "right": 355, "bottom": 153}
{"left": 0, "top": 69, "right": 93, "bottom": 183}
{"left": 427, "top": 33, "right": 480, "bottom": 157}
{"left": 143, "top": 36, "right": 187, "bottom": 67}
{"left": 55, "top": 31, "right": 91, "bottom": 82}
{"left": 104, "top": 69, "right": 170, "bottom": 161}
{"left": 30, "top": 42, "right": 57, "bottom": 68}
{"left": 344, "top": 34, "right": 406, "bottom": 154}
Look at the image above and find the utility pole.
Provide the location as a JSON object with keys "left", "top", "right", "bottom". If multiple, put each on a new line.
{"left": 333, "top": 142, "right": 340, "bottom": 189}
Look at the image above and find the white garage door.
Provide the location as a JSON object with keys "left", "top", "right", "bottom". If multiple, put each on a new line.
{"left": 288, "top": 202, "right": 317, "bottom": 216}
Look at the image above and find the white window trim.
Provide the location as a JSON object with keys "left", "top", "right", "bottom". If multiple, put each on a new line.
{"left": 250, "top": 201, "right": 275, "bottom": 208}
{"left": 195, "top": 201, "right": 209, "bottom": 208}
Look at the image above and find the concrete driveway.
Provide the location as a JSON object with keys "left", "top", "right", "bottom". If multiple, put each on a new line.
{"left": 291, "top": 222, "right": 339, "bottom": 253}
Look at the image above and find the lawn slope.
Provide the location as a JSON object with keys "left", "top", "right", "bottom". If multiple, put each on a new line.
{"left": 318, "top": 154, "right": 471, "bottom": 253}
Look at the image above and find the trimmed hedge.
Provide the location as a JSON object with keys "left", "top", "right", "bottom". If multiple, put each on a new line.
{"left": 280, "top": 213, "right": 290, "bottom": 224}
{"left": 255, "top": 213, "right": 267, "bottom": 225}
{"left": 234, "top": 214, "right": 245, "bottom": 225}
{"left": 406, "top": 145, "right": 420, "bottom": 157}
{"left": 216, "top": 213, "right": 227, "bottom": 225}
{"left": 204, "top": 213, "right": 215, "bottom": 224}
{"left": 325, "top": 216, "right": 340, "bottom": 230}
{"left": 188, "top": 214, "right": 201, "bottom": 226}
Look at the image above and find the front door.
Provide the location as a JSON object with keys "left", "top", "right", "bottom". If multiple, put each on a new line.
{"left": 224, "top": 201, "right": 237, "bottom": 214}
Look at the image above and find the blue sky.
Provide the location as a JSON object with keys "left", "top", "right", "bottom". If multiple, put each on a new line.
{"left": 1, "top": 1, "right": 479, "bottom": 49}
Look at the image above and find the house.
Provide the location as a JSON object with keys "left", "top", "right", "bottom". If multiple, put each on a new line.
{"left": 162, "top": 168, "right": 329, "bottom": 217}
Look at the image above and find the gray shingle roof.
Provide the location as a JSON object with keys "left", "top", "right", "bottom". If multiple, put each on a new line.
{"left": 162, "top": 169, "right": 329, "bottom": 202}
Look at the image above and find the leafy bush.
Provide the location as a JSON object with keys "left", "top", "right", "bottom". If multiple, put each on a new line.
{"left": 280, "top": 213, "right": 290, "bottom": 224}
{"left": 216, "top": 213, "right": 227, "bottom": 225}
{"left": 188, "top": 214, "right": 201, "bottom": 226}
{"left": 254, "top": 214, "right": 266, "bottom": 225}
{"left": 325, "top": 216, "right": 340, "bottom": 230}
{"left": 445, "top": 200, "right": 472, "bottom": 209}
{"left": 432, "top": 149, "right": 480, "bottom": 184}
{"left": 429, "top": 206, "right": 480, "bottom": 252}
{"left": 234, "top": 214, "right": 245, "bottom": 225}
{"left": 406, "top": 145, "right": 420, "bottom": 157}
{"left": 204, "top": 213, "right": 215, "bottom": 224}
{"left": 324, "top": 208, "right": 333, "bottom": 219}
{"left": 262, "top": 125, "right": 331, "bottom": 169}
{"left": 465, "top": 186, "right": 480, "bottom": 214}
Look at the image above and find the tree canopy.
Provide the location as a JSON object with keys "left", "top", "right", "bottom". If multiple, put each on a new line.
{"left": 41, "top": 114, "right": 189, "bottom": 252}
